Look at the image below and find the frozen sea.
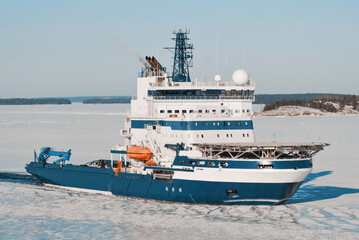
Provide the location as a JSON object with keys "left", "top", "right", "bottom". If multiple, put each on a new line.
{"left": 1, "top": 103, "right": 359, "bottom": 239}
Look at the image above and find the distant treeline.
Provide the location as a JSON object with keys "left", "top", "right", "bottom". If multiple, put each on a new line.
{"left": 83, "top": 97, "right": 131, "bottom": 104}
{"left": 263, "top": 95, "right": 358, "bottom": 112}
{"left": 0, "top": 98, "right": 71, "bottom": 105}
{"left": 254, "top": 93, "right": 345, "bottom": 104}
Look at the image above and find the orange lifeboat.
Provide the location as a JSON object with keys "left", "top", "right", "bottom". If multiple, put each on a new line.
{"left": 126, "top": 145, "right": 153, "bottom": 161}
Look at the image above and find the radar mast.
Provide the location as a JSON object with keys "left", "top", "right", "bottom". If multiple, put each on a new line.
{"left": 165, "top": 29, "right": 194, "bottom": 82}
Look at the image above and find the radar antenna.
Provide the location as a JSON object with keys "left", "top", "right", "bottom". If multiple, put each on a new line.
{"left": 164, "top": 29, "right": 194, "bottom": 82}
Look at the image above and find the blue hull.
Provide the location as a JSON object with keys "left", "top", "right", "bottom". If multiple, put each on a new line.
{"left": 26, "top": 162, "right": 302, "bottom": 205}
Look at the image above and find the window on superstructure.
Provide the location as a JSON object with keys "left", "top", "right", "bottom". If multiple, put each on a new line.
{"left": 219, "top": 162, "right": 229, "bottom": 167}
{"left": 245, "top": 122, "right": 248, "bottom": 126}
{"left": 226, "top": 134, "right": 229, "bottom": 137}
{"left": 224, "top": 122, "right": 226, "bottom": 126}
{"left": 230, "top": 134, "right": 233, "bottom": 137}
{"left": 208, "top": 161, "right": 216, "bottom": 166}
{"left": 198, "top": 161, "right": 205, "bottom": 166}
{"left": 168, "top": 110, "right": 172, "bottom": 113}
{"left": 235, "top": 110, "right": 240, "bottom": 113}
{"left": 247, "top": 109, "right": 250, "bottom": 113}
{"left": 201, "top": 122, "right": 204, "bottom": 126}
{"left": 189, "top": 161, "right": 196, "bottom": 165}
{"left": 205, "top": 110, "right": 209, "bottom": 113}
{"left": 217, "top": 122, "right": 220, "bottom": 126}
{"left": 228, "top": 122, "right": 230, "bottom": 126}
{"left": 201, "top": 134, "right": 204, "bottom": 138}
{"left": 243, "top": 134, "right": 245, "bottom": 137}
{"left": 212, "top": 110, "right": 216, "bottom": 113}
{"left": 195, "top": 122, "right": 198, "bottom": 126}
{"left": 172, "top": 122, "right": 175, "bottom": 126}
{"left": 175, "top": 110, "right": 179, "bottom": 113}
{"left": 160, "top": 110, "right": 165, "bottom": 113}
{"left": 189, "top": 110, "right": 194, "bottom": 113}
{"left": 217, "top": 134, "right": 219, "bottom": 138}
{"left": 242, "top": 110, "right": 245, "bottom": 113}
{"left": 247, "top": 134, "right": 249, "bottom": 137}
{"left": 180, "top": 160, "right": 186, "bottom": 164}
{"left": 213, "top": 122, "right": 216, "bottom": 126}
{"left": 221, "top": 109, "right": 225, "bottom": 113}
{"left": 198, "top": 110, "right": 202, "bottom": 113}
{"left": 182, "top": 110, "right": 186, "bottom": 113}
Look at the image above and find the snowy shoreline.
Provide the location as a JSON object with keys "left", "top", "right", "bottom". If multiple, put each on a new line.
{"left": 255, "top": 105, "right": 359, "bottom": 117}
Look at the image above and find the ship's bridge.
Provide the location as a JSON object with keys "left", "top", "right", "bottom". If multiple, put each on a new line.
{"left": 147, "top": 79, "right": 255, "bottom": 101}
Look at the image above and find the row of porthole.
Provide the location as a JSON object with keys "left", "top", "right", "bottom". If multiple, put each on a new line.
{"left": 158, "top": 109, "right": 250, "bottom": 114}
{"left": 160, "top": 121, "right": 249, "bottom": 127}
{"left": 165, "top": 187, "right": 182, "bottom": 192}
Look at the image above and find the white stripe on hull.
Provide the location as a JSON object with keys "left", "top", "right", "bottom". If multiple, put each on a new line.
{"left": 173, "top": 168, "right": 312, "bottom": 183}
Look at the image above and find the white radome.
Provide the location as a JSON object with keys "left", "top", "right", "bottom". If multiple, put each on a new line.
{"left": 214, "top": 74, "right": 222, "bottom": 82}
{"left": 232, "top": 69, "right": 248, "bottom": 86}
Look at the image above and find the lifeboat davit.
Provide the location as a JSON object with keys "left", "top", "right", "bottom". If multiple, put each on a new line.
{"left": 126, "top": 145, "right": 153, "bottom": 161}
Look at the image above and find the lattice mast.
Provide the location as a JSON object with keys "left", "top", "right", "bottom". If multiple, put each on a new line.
{"left": 165, "top": 29, "right": 194, "bottom": 82}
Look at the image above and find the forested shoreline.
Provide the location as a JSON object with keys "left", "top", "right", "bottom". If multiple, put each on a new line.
{"left": 83, "top": 98, "right": 131, "bottom": 104}
{"left": 263, "top": 95, "right": 358, "bottom": 112}
{"left": 0, "top": 98, "right": 71, "bottom": 105}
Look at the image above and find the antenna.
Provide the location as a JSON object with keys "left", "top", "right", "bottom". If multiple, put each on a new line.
{"left": 243, "top": 48, "right": 246, "bottom": 70}
{"left": 216, "top": 32, "right": 219, "bottom": 73}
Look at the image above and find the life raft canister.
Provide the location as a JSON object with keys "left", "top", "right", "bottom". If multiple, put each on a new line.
{"left": 126, "top": 145, "right": 153, "bottom": 161}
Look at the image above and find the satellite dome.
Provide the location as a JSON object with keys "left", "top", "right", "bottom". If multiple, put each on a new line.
{"left": 232, "top": 69, "right": 248, "bottom": 86}
{"left": 214, "top": 74, "right": 222, "bottom": 82}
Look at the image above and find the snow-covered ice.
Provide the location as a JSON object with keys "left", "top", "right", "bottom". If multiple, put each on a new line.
{"left": 0, "top": 103, "right": 358, "bottom": 239}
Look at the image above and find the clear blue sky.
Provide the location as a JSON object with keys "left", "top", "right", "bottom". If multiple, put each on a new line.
{"left": 1, "top": 0, "right": 358, "bottom": 98}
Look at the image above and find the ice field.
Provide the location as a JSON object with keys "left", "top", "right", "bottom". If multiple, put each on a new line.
{"left": 1, "top": 103, "right": 358, "bottom": 239}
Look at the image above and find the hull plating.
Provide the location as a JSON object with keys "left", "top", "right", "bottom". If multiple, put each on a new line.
{"left": 26, "top": 162, "right": 304, "bottom": 205}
